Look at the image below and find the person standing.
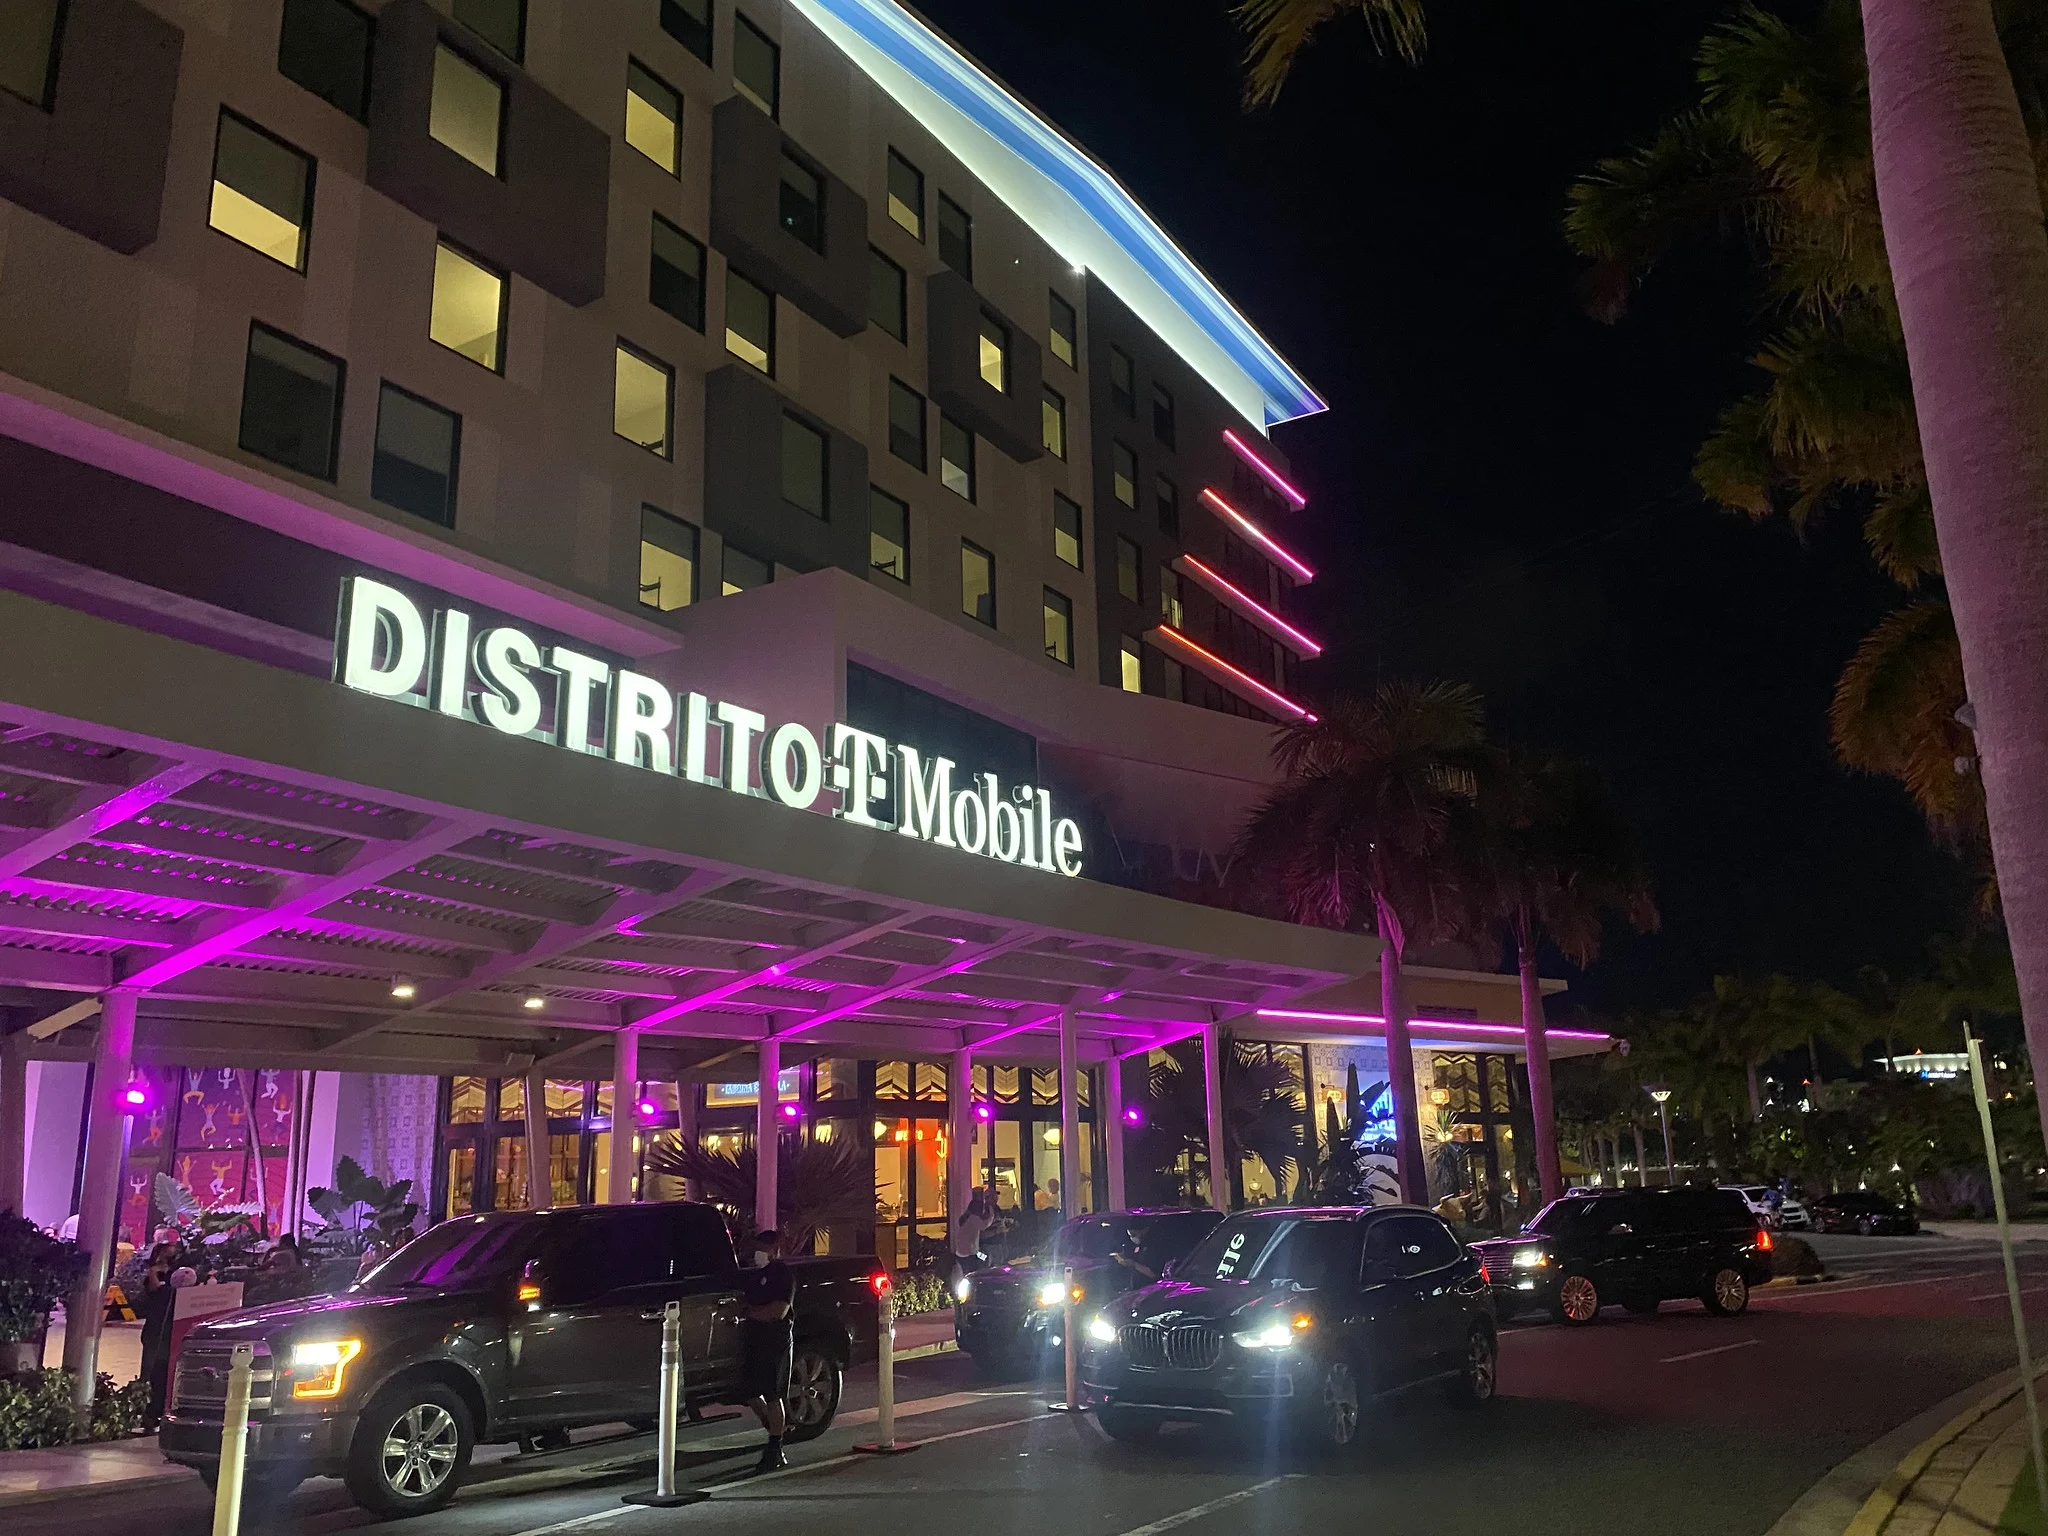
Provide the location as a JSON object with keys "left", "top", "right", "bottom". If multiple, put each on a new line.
{"left": 136, "top": 1243, "right": 179, "bottom": 1430}
{"left": 739, "top": 1228, "right": 796, "bottom": 1474}
{"left": 950, "top": 1188, "right": 990, "bottom": 1288}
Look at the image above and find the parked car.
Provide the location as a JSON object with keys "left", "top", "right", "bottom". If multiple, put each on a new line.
{"left": 159, "top": 1203, "right": 880, "bottom": 1517}
{"left": 1081, "top": 1206, "right": 1497, "bottom": 1451}
{"left": 954, "top": 1207, "right": 1222, "bottom": 1377}
{"left": 1811, "top": 1190, "right": 1920, "bottom": 1235}
{"left": 1469, "top": 1186, "right": 1775, "bottom": 1325}
{"left": 1724, "top": 1184, "right": 1810, "bottom": 1231}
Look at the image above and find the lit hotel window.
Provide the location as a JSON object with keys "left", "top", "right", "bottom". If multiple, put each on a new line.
{"left": 961, "top": 541, "right": 995, "bottom": 627}
{"left": 278, "top": 0, "right": 373, "bottom": 122}
{"left": 725, "top": 270, "right": 775, "bottom": 374}
{"left": 938, "top": 193, "right": 972, "bottom": 280}
{"left": 724, "top": 545, "right": 771, "bottom": 595}
{"left": 940, "top": 417, "right": 975, "bottom": 502}
{"left": 1048, "top": 290, "right": 1077, "bottom": 369}
{"left": 870, "top": 487, "right": 909, "bottom": 582}
{"left": 430, "top": 45, "right": 504, "bottom": 176}
{"left": 626, "top": 61, "right": 681, "bottom": 174}
{"left": 887, "top": 149, "right": 924, "bottom": 239}
{"left": 889, "top": 380, "right": 926, "bottom": 469}
{"left": 734, "top": 13, "right": 780, "bottom": 118}
{"left": 372, "top": 382, "right": 461, "bottom": 528}
{"left": 455, "top": 0, "right": 525, "bottom": 60}
{"left": 1053, "top": 494, "right": 1083, "bottom": 570}
{"left": 1117, "top": 537, "right": 1141, "bottom": 604}
{"left": 978, "top": 315, "right": 1008, "bottom": 392}
{"left": 1160, "top": 567, "right": 1183, "bottom": 629}
{"left": 1042, "top": 387, "right": 1066, "bottom": 459}
{"left": 1112, "top": 442, "right": 1137, "bottom": 508}
{"left": 870, "top": 247, "right": 907, "bottom": 341}
{"left": 639, "top": 506, "right": 697, "bottom": 611}
{"left": 614, "top": 342, "right": 674, "bottom": 457}
{"left": 209, "top": 110, "right": 314, "bottom": 271}
{"left": 430, "top": 241, "right": 506, "bottom": 371}
{"left": 1043, "top": 589, "right": 1073, "bottom": 667}
{"left": 781, "top": 413, "right": 828, "bottom": 519}
{"left": 239, "top": 323, "right": 344, "bottom": 482}
{"left": 650, "top": 216, "right": 706, "bottom": 330}
{"left": 1120, "top": 636, "right": 1142, "bottom": 694}
{"left": 660, "top": 0, "right": 712, "bottom": 65}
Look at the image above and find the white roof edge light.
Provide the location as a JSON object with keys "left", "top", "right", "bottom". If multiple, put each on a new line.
{"left": 789, "top": 0, "right": 1327, "bottom": 432}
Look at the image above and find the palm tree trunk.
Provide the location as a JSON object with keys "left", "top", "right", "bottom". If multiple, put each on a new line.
{"left": 1517, "top": 935, "right": 1563, "bottom": 1205}
{"left": 1632, "top": 1121, "right": 1648, "bottom": 1189}
{"left": 1376, "top": 901, "right": 1429, "bottom": 1205}
{"left": 1745, "top": 1058, "right": 1763, "bottom": 1121}
{"left": 1862, "top": 0, "right": 2048, "bottom": 1156}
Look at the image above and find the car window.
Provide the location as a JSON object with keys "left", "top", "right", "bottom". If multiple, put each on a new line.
{"left": 1369, "top": 1215, "right": 1460, "bottom": 1278}
{"left": 1131, "top": 1212, "right": 1218, "bottom": 1269}
{"left": 1047, "top": 1217, "right": 1132, "bottom": 1266}
{"left": 363, "top": 1215, "right": 542, "bottom": 1291}
{"left": 547, "top": 1205, "right": 729, "bottom": 1304}
{"left": 1527, "top": 1194, "right": 1638, "bottom": 1237}
{"left": 1178, "top": 1213, "right": 1357, "bottom": 1286}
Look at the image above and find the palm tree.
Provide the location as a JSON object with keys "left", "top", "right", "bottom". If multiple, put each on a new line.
{"left": 1235, "top": 679, "right": 1489, "bottom": 1201}
{"left": 1237, "top": 0, "right": 2048, "bottom": 1161}
{"left": 1138, "top": 1038, "right": 1306, "bottom": 1204}
{"left": 1694, "top": 974, "right": 1862, "bottom": 1118}
{"left": 1463, "top": 754, "right": 1658, "bottom": 1205}
{"left": 643, "top": 1134, "right": 872, "bottom": 1254}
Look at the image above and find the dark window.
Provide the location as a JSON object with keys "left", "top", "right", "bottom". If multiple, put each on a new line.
{"left": 1108, "top": 346, "right": 1135, "bottom": 414}
{"left": 869, "top": 247, "right": 907, "bottom": 341}
{"left": 1052, "top": 494, "right": 1083, "bottom": 569}
{"left": 650, "top": 215, "right": 705, "bottom": 330}
{"left": 430, "top": 43, "right": 504, "bottom": 177}
{"left": 733, "top": 12, "right": 779, "bottom": 117}
{"left": 660, "top": 0, "right": 713, "bottom": 65}
{"left": 1161, "top": 655, "right": 1183, "bottom": 701}
{"left": 870, "top": 487, "right": 909, "bottom": 581}
{"left": 939, "top": 416, "right": 974, "bottom": 501}
{"left": 779, "top": 151, "right": 824, "bottom": 252}
{"left": 639, "top": 505, "right": 697, "bottom": 611}
{"left": 887, "top": 149, "right": 923, "bottom": 239}
{"left": 1048, "top": 290, "right": 1076, "bottom": 369}
{"left": 372, "top": 382, "right": 461, "bottom": 527}
{"left": 625, "top": 60, "right": 682, "bottom": 174}
{"left": 887, "top": 379, "right": 925, "bottom": 469}
{"left": 724, "top": 269, "right": 774, "bottom": 374}
{"left": 1042, "top": 589, "right": 1073, "bottom": 666}
{"left": 1156, "top": 475, "right": 1179, "bottom": 536}
{"left": 278, "top": 0, "right": 373, "bottom": 121}
{"left": 1111, "top": 442, "right": 1137, "bottom": 507}
{"left": 780, "top": 412, "right": 828, "bottom": 519}
{"left": 1116, "top": 537, "right": 1140, "bottom": 603}
{"left": 1041, "top": 386, "right": 1066, "bottom": 459}
{"left": 1159, "top": 566, "right": 1182, "bottom": 628}
{"left": 454, "top": 0, "right": 524, "bottom": 60}
{"left": 723, "top": 544, "right": 771, "bottom": 594}
{"left": 1152, "top": 382, "right": 1176, "bottom": 448}
{"left": 0, "top": 0, "right": 61, "bottom": 109}
{"left": 937, "top": 193, "right": 972, "bottom": 280}
{"left": 961, "top": 540, "right": 995, "bottom": 626}
{"left": 239, "top": 324, "right": 343, "bottom": 481}
{"left": 209, "top": 110, "right": 315, "bottom": 272}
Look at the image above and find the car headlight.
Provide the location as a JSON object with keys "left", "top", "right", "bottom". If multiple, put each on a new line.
{"left": 1087, "top": 1315, "right": 1118, "bottom": 1345}
{"left": 289, "top": 1338, "right": 364, "bottom": 1399}
{"left": 1037, "top": 1280, "right": 1068, "bottom": 1308}
{"left": 1233, "top": 1315, "right": 1312, "bottom": 1349}
{"left": 1511, "top": 1248, "right": 1551, "bottom": 1269}
{"left": 953, "top": 1275, "right": 972, "bottom": 1304}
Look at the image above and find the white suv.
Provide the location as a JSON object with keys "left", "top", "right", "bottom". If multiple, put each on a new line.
{"left": 1724, "top": 1185, "right": 1811, "bottom": 1231}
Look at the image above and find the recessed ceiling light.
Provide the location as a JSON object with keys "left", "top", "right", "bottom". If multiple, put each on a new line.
{"left": 522, "top": 993, "right": 545, "bottom": 1011}
{"left": 391, "top": 978, "right": 417, "bottom": 1001}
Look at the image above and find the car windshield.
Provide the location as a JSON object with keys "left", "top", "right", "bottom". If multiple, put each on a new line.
{"left": 1041, "top": 1220, "right": 1130, "bottom": 1267}
{"left": 1175, "top": 1214, "right": 1354, "bottom": 1288}
{"left": 360, "top": 1215, "right": 541, "bottom": 1291}
{"left": 1524, "top": 1198, "right": 1620, "bottom": 1237}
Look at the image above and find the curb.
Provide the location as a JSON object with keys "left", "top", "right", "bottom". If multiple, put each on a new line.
{"left": 0, "top": 1467, "right": 191, "bottom": 1510}
{"left": 1764, "top": 1273, "right": 1836, "bottom": 1289}
{"left": 1841, "top": 1371, "right": 2040, "bottom": 1536}
{"left": 895, "top": 1339, "right": 959, "bottom": 1361}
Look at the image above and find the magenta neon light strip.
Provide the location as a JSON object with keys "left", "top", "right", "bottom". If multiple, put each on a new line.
{"left": 1222, "top": 429, "right": 1309, "bottom": 510}
{"left": 1256, "top": 1008, "right": 1611, "bottom": 1042}
{"left": 1178, "top": 555, "right": 1323, "bottom": 657}
{"left": 1199, "top": 488, "right": 1316, "bottom": 581}
{"left": 1150, "top": 626, "right": 1318, "bottom": 722}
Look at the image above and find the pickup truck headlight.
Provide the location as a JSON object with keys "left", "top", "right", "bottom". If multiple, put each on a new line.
{"left": 1037, "top": 1280, "right": 1068, "bottom": 1308}
{"left": 1511, "top": 1248, "right": 1551, "bottom": 1269}
{"left": 1086, "top": 1315, "right": 1118, "bottom": 1345}
{"left": 289, "top": 1339, "right": 364, "bottom": 1399}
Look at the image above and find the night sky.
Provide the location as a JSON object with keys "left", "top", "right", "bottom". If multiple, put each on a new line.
{"left": 912, "top": 0, "right": 1970, "bottom": 1014}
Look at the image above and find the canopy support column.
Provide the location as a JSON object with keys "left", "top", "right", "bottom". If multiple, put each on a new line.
{"left": 524, "top": 1065, "right": 552, "bottom": 1210}
{"left": 1203, "top": 1022, "right": 1228, "bottom": 1214}
{"left": 1059, "top": 1008, "right": 1082, "bottom": 1216}
{"left": 0, "top": 1032, "right": 26, "bottom": 1216}
{"left": 607, "top": 1029, "right": 639, "bottom": 1205}
{"left": 64, "top": 989, "right": 136, "bottom": 1409}
{"left": 755, "top": 1037, "right": 780, "bottom": 1236}
{"left": 1103, "top": 1058, "right": 1127, "bottom": 1212}
{"left": 948, "top": 1047, "right": 974, "bottom": 1231}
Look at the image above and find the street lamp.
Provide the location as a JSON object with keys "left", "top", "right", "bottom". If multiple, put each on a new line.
{"left": 1647, "top": 1087, "right": 1674, "bottom": 1186}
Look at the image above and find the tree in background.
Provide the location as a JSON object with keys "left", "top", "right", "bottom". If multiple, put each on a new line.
{"left": 644, "top": 1135, "right": 872, "bottom": 1254}
{"left": 1135, "top": 1038, "right": 1306, "bottom": 1206}
{"left": 1238, "top": 0, "right": 2048, "bottom": 1168}
{"left": 1236, "top": 680, "right": 1489, "bottom": 1202}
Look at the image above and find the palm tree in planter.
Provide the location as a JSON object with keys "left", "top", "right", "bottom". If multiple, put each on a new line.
{"left": 1137, "top": 1038, "right": 1307, "bottom": 1206}
{"left": 1236, "top": 679, "right": 1490, "bottom": 1203}
{"left": 644, "top": 1134, "right": 872, "bottom": 1255}
{"left": 0, "top": 1212, "right": 86, "bottom": 1380}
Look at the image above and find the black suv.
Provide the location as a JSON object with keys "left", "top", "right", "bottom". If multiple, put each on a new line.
{"left": 1811, "top": 1190, "right": 1920, "bottom": 1235}
{"left": 956, "top": 1208, "right": 1222, "bottom": 1376}
{"left": 1470, "top": 1187, "right": 1774, "bottom": 1324}
{"left": 1082, "top": 1206, "right": 1497, "bottom": 1450}
{"left": 160, "top": 1202, "right": 879, "bottom": 1517}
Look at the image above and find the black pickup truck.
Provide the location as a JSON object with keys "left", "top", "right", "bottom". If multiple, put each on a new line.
{"left": 160, "top": 1202, "right": 880, "bottom": 1516}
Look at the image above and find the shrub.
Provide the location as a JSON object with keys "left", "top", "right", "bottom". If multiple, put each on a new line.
{"left": 89, "top": 1374, "right": 150, "bottom": 1441}
{"left": 0, "top": 1214, "right": 88, "bottom": 1344}
{"left": 1772, "top": 1235, "right": 1825, "bottom": 1279}
{"left": 890, "top": 1270, "right": 950, "bottom": 1316}
{"left": 0, "top": 1370, "right": 153, "bottom": 1448}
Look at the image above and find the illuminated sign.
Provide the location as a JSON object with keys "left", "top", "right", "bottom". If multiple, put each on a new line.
{"left": 333, "top": 577, "right": 1085, "bottom": 876}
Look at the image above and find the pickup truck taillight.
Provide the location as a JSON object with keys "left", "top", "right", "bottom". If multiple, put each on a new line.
{"left": 868, "top": 1270, "right": 893, "bottom": 1298}
{"left": 1756, "top": 1228, "right": 1775, "bottom": 1253}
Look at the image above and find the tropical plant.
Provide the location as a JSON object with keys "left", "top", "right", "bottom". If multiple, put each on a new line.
{"left": 642, "top": 1135, "right": 873, "bottom": 1253}
{"left": 0, "top": 1213, "right": 86, "bottom": 1347}
{"left": 1235, "top": 679, "right": 1490, "bottom": 1204}
{"left": 1236, "top": 0, "right": 2048, "bottom": 1168}
{"left": 305, "top": 1157, "right": 419, "bottom": 1256}
{"left": 1135, "top": 1038, "right": 1306, "bottom": 1205}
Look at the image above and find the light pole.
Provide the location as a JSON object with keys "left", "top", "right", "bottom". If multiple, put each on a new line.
{"left": 1647, "top": 1087, "right": 1674, "bottom": 1185}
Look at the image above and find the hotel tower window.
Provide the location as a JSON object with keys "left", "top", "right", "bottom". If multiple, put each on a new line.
{"left": 1043, "top": 589, "right": 1074, "bottom": 666}
{"left": 870, "top": 247, "right": 907, "bottom": 341}
{"left": 888, "top": 379, "right": 927, "bottom": 469}
{"left": 455, "top": 0, "right": 525, "bottom": 60}
{"left": 887, "top": 149, "right": 924, "bottom": 238}
{"left": 938, "top": 193, "right": 972, "bottom": 279}
{"left": 780, "top": 152, "right": 825, "bottom": 252}
{"left": 625, "top": 61, "right": 682, "bottom": 174}
{"left": 430, "top": 241, "right": 506, "bottom": 370}
{"left": 1053, "top": 494, "right": 1083, "bottom": 569}
{"left": 734, "top": 13, "right": 780, "bottom": 117}
{"left": 650, "top": 216, "right": 706, "bottom": 330}
{"left": 639, "top": 506, "right": 697, "bottom": 611}
{"left": 940, "top": 417, "right": 975, "bottom": 501}
{"left": 870, "top": 488, "right": 909, "bottom": 581}
{"left": 1041, "top": 386, "right": 1066, "bottom": 459}
{"left": 1120, "top": 635, "right": 1142, "bottom": 693}
{"left": 1117, "top": 537, "right": 1141, "bottom": 603}
{"left": 978, "top": 315, "right": 1009, "bottom": 392}
{"left": 961, "top": 541, "right": 996, "bottom": 627}
{"left": 725, "top": 270, "right": 775, "bottom": 374}
{"left": 660, "top": 0, "right": 712, "bottom": 64}
{"left": 1048, "top": 290, "right": 1077, "bottom": 369}
{"left": 278, "top": 0, "right": 373, "bottom": 121}
{"left": 614, "top": 343, "right": 674, "bottom": 456}
{"left": 1152, "top": 382, "right": 1177, "bottom": 448}
{"left": 1108, "top": 346, "right": 1135, "bottom": 414}
{"left": 780, "top": 413, "right": 828, "bottom": 519}
{"left": 372, "top": 383, "right": 461, "bottom": 527}
{"left": 430, "top": 44, "right": 504, "bottom": 175}
{"left": 723, "top": 545, "right": 771, "bottom": 594}
{"left": 209, "top": 111, "right": 314, "bottom": 271}
{"left": 239, "top": 324, "right": 343, "bottom": 481}
{"left": 1112, "top": 442, "right": 1137, "bottom": 507}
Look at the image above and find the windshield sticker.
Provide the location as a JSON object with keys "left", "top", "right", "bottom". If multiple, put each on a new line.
{"left": 1214, "top": 1230, "right": 1249, "bottom": 1278}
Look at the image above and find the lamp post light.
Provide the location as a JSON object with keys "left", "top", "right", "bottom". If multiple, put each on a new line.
{"left": 1647, "top": 1087, "right": 1675, "bottom": 1185}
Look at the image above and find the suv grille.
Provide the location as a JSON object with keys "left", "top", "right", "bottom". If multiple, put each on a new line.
{"left": 172, "top": 1345, "right": 274, "bottom": 1420}
{"left": 1121, "top": 1323, "right": 1222, "bottom": 1372}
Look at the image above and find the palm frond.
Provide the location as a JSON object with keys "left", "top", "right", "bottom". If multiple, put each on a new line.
{"left": 642, "top": 1135, "right": 873, "bottom": 1253}
{"left": 1829, "top": 599, "right": 1980, "bottom": 839}
{"left": 1236, "top": 0, "right": 1427, "bottom": 107}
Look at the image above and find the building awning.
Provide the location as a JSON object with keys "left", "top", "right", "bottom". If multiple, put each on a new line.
{"left": 0, "top": 591, "right": 1387, "bottom": 1077}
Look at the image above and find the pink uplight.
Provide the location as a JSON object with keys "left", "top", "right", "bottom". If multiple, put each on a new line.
{"left": 1254, "top": 1008, "right": 1612, "bottom": 1043}
{"left": 1122, "top": 1106, "right": 1143, "bottom": 1126}
{"left": 1178, "top": 555, "right": 1323, "bottom": 657}
{"left": 635, "top": 1097, "right": 662, "bottom": 1120}
{"left": 118, "top": 1080, "right": 152, "bottom": 1112}
{"left": 973, "top": 1102, "right": 994, "bottom": 1123}
{"left": 1150, "top": 626, "right": 1318, "bottom": 723}
{"left": 1198, "top": 489, "right": 1315, "bottom": 581}
{"left": 780, "top": 1103, "right": 801, "bottom": 1121}
{"left": 1222, "top": 429, "right": 1309, "bottom": 510}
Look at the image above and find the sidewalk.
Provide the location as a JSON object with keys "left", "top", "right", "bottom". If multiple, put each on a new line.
{"left": 1841, "top": 1371, "right": 2048, "bottom": 1535}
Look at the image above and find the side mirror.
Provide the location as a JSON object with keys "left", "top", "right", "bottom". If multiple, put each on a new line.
{"left": 1157, "top": 1260, "right": 1174, "bottom": 1283}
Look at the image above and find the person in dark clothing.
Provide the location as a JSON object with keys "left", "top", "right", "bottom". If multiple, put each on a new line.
{"left": 740, "top": 1228, "right": 796, "bottom": 1473}
{"left": 137, "top": 1242, "right": 179, "bottom": 1430}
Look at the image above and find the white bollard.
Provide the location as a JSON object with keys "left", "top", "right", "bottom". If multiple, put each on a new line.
{"left": 625, "top": 1300, "right": 706, "bottom": 1506}
{"left": 210, "top": 1343, "right": 253, "bottom": 1536}
{"left": 854, "top": 1275, "right": 917, "bottom": 1454}
{"left": 1063, "top": 1264, "right": 1079, "bottom": 1411}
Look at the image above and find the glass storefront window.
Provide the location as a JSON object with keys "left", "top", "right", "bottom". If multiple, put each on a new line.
{"left": 1031, "top": 1069, "right": 1059, "bottom": 1106}
{"left": 874, "top": 1061, "right": 910, "bottom": 1100}
{"left": 449, "top": 1076, "right": 487, "bottom": 1123}
{"left": 914, "top": 1062, "right": 946, "bottom": 1101}
{"left": 992, "top": 1066, "right": 1020, "bottom": 1104}
{"left": 592, "top": 1130, "right": 611, "bottom": 1199}
{"left": 545, "top": 1133, "right": 578, "bottom": 1206}
{"left": 447, "top": 1146, "right": 476, "bottom": 1216}
{"left": 545, "top": 1080, "right": 587, "bottom": 1116}
{"left": 816, "top": 1060, "right": 855, "bottom": 1099}
{"left": 499, "top": 1079, "right": 524, "bottom": 1120}
{"left": 595, "top": 1081, "right": 614, "bottom": 1118}
{"left": 494, "top": 1134, "right": 528, "bottom": 1210}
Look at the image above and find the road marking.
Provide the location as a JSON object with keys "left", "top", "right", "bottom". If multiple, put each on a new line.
{"left": 1106, "top": 1475, "right": 1305, "bottom": 1536}
{"left": 708, "top": 1412, "right": 1046, "bottom": 1497}
{"left": 1660, "top": 1338, "right": 1760, "bottom": 1364}
{"left": 506, "top": 1508, "right": 644, "bottom": 1536}
{"left": 1965, "top": 1285, "right": 2048, "bottom": 1302}
{"left": 1756, "top": 1269, "right": 2004, "bottom": 1302}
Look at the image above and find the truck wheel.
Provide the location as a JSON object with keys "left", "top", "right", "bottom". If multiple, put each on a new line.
{"left": 1551, "top": 1272, "right": 1602, "bottom": 1325}
{"left": 1702, "top": 1266, "right": 1751, "bottom": 1316}
{"left": 784, "top": 1345, "right": 841, "bottom": 1442}
{"left": 345, "top": 1380, "right": 473, "bottom": 1518}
